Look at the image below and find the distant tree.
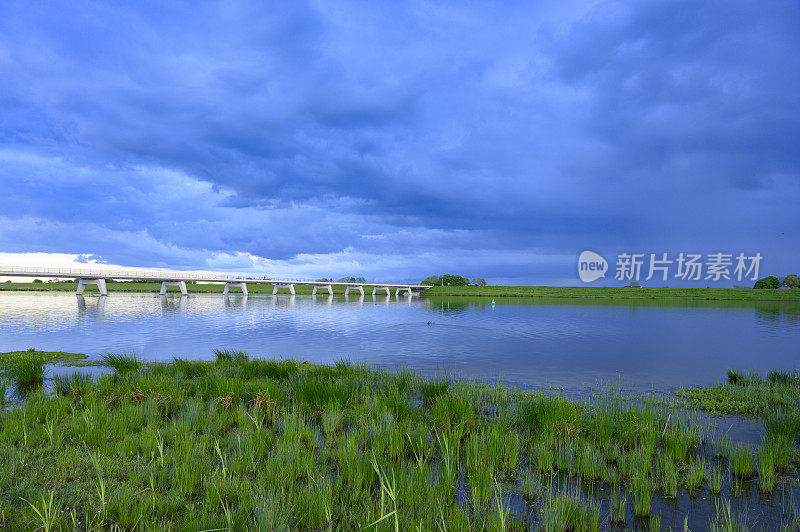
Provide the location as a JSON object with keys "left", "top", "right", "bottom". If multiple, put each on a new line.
{"left": 625, "top": 281, "right": 641, "bottom": 288}
{"left": 337, "top": 276, "right": 366, "bottom": 283}
{"left": 783, "top": 274, "right": 799, "bottom": 288}
{"left": 316, "top": 278, "right": 333, "bottom": 283}
{"left": 420, "top": 275, "right": 440, "bottom": 286}
{"left": 439, "top": 274, "right": 469, "bottom": 286}
{"left": 32, "top": 279, "right": 43, "bottom": 283}
{"left": 754, "top": 276, "right": 781, "bottom": 289}
{"left": 471, "top": 277, "right": 487, "bottom": 286}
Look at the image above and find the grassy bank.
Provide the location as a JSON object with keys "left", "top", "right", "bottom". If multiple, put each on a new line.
{"left": 424, "top": 285, "right": 800, "bottom": 301}
{"left": 1, "top": 352, "right": 799, "bottom": 530}
{"left": 4, "top": 282, "right": 800, "bottom": 301}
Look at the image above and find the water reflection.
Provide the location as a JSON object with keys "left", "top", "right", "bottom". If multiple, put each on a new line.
{"left": 0, "top": 292, "right": 797, "bottom": 392}
{"left": 160, "top": 295, "right": 188, "bottom": 312}
{"left": 223, "top": 294, "right": 248, "bottom": 308}
{"left": 754, "top": 303, "right": 800, "bottom": 332}
{"left": 76, "top": 294, "right": 106, "bottom": 315}
{"left": 344, "top": 294, "right": 365, "bottom": 305}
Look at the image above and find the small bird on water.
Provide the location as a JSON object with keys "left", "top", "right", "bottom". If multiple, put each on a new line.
{"left": 427, "top": 320, "right": 433, "bottom": 325}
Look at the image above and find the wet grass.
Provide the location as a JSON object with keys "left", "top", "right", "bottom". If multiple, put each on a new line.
{"left": 0, "top": 353, "right": 798, "bottom": 530}
{"left": 676, "top": 368, "right": 800, "bottom": 416}
{"left": 0, "top": 349, "right": 91, "bottom": 368}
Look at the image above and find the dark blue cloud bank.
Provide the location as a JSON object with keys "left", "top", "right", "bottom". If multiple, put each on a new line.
{"left": 0, "top": 1, "right": 798, "bottom": 284}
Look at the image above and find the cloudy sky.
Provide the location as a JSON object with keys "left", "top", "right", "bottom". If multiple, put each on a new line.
{"left": 1, "top": 1, "right": 798, "bottom": 285}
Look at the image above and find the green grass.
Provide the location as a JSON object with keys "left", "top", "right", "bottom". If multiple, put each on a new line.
{"left": 100, "top": 353, "right": 141, "bottom": 374}
{"left": 0, "top": 349, "right": 91, "bottom": 368}
{"left": 5, "top": 282, "right": 800, "bottom": 300}
{"left": 539, "top": 488, "right": 600, "bottom": 532}
{"left": 685, "top": 456, "right": 706, "bottom": 491}
{"left": 0, "top": 355, "right": 798, "bottom": 529}
{"left": 423, "top": 285, "right": 800, "bottom": 300}
{"left": 731, "top": 445, "right": 754, "bottom": 478}
{"left": 676, "top": 369, "right": 800, "bottom": 416}
{"left": 6, "top": 357, "right": 46, "bottom": 390}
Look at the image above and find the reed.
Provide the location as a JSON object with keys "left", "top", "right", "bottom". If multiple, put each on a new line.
{"left": 0, "top": 353, "right": 796, "bottom": 529}
{"left": 7, "top": 357, "right": 45, "bottom": 390}
{"left": 757, "top": 444, "right": 776, "bottom": 493}
{"left": 730, "top": 445, "right": 753, "bottom": 478}
{"left": 685, "top": 456, "right": 705, "bottom": 491}
{"left": 539, "top": 488, "right": 600, "bottom": 532}
{"left": 100, "top": 352, "right": 141, "bottom": 374}
{"left": 632, "top": 474, "right": 652, "bottom": 517}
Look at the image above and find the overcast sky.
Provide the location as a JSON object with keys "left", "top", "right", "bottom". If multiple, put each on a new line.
{"left": 1, "top": 1, "right": 798, "bottom": 285}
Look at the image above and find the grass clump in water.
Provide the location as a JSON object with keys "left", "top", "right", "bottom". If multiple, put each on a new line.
{"left": 6, "top": 357, "right": 46, "bottom": 390}
{"left": 677, "top": 368, "right": 800, "bottom": 416}
{"left": 100, "top": 352, "right": 141, "bottom": 374}
{"left": 539, "top": 488, "right": 600, "bottom": 532}
{"left": 53, "top": 371, "right": 93, "bottom": 397}
{"left": 731, "top": 445, "right": 754, "bottom": 478}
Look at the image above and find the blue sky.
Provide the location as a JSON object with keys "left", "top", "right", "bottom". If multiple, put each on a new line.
{"left": 1, "top": 1, "right": 798, "bottom": 285}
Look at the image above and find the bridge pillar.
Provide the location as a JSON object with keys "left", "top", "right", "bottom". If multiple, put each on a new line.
{"left": 312, "top": 285, "right": 333, "bottom": 296}
{"left": 345, "top": 286, "right": 364, "bottom": 296}
{"left": 223, "top": 282, "right": 248, "bottom": 295}
{"left": 76, "top": 278, "right": 107, "bottom": 296}
{"left": 372, "top": 286, "right": 391, "bottom": 296}
{"left": 160, "top": 281, "right": 188, "bottom": 295}
{"left": 272, "top": 283, "right": 295, "bottom": 295}
{"left": 395, "top": 287, "right": 413, "bottom": 297}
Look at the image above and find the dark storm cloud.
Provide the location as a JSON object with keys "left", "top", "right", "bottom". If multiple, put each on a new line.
{"left": 0, "top": 0, "right": 797, "bottom": 282}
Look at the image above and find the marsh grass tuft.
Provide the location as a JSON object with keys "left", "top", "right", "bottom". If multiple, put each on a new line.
{"left": 731, "top": 445, "right": 754, "bottom": 478}
{"left": 7, "top": 357, "right": 46, "bottom": 391}
{"left": 712, "top": 435, "right": 729, "bottom": 459}
{"left": 213, "top": 348, "right": 249, "bottom": 364}
{"left": 100, "top": 352, "right": 141, "bottom": 374}
{"left": 757, "top": 444, "right": 776, "bottom": 493}
{"left": 685, "top": 456, "right": 705, "bottom": 491}
{"left": 539, "top": 488, "right": 600, "bottom": 532}
{"left": 632, "top": 474, "right": 653, "bottom": 517}
{"left": 53, "top": 371, "right": 93, "bottom": 397}
{"left": 710, "top": 465, "right": 723, "bottom": 494}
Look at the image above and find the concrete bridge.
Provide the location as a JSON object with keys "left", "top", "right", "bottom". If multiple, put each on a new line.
{"left": 0, "top": 266, "right": 431, "bottom": 297}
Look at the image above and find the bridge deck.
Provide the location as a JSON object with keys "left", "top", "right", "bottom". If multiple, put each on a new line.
{"left": 0, "top": 266, "right": 430, "bottom": 290}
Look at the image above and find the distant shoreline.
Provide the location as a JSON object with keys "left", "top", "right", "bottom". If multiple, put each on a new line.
{"left": 2, "top": 282, "right": 799, "bottom": 301}
{"left": 422, "top": 285, "right": 800, "bottom": 301}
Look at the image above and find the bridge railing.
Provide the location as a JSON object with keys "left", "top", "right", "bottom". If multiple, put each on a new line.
{"left": 0, "top": 266, "right": 427, "bottom": 288}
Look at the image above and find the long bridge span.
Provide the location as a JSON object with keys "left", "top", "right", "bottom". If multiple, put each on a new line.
{"left": 0, "top": 266, "right": 431, "bottom": 297}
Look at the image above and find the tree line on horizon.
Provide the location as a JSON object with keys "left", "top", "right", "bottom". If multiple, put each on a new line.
{"left": 420, "top": 274, "right": 486, "bottom": 286}
{"left": 753, "top": 274, "right": 799, "bottom": 289}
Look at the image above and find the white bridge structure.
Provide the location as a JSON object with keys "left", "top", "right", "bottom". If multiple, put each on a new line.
{"left": 0, "top": 266, "right": 430, "bottom": 297}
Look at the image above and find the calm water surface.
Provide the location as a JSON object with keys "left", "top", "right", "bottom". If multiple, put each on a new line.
{"left": 1, "top": 292, "right": 798, "bottom": 392}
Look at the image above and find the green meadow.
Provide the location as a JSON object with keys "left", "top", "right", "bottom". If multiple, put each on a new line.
{"left": 1, "top": 350, "right": 799, "bottom": 530}
{"left": 423, "top": 285, "right": 800, "bottom": 301}
{"left": 4, "top": 282, "right": 800, "bottom": 301}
